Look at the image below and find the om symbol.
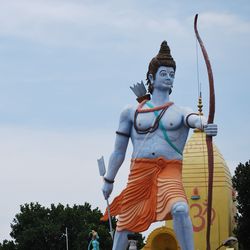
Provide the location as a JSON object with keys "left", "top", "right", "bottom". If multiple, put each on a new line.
{"left": 190, "top": 201, "right": 216, "bottom": 232}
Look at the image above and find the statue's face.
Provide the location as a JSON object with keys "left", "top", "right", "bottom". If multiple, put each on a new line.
{"left": 153, "top": 66, "right": 175, "bottom": 92}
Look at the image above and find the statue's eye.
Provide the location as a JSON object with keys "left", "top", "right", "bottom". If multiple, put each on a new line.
{"left": 169, "top": 72, "right": 175, "bottom": 78}
{"left": 160, "top": 72, "right": 167, "bottom": 76}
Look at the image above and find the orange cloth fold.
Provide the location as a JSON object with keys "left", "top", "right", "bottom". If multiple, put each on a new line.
{"left": 101, "top": 157, "right": 187, "bottom": 232}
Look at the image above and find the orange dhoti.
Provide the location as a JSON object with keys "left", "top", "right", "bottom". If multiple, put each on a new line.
{"left": 101, "top": 157, "right": 187, "bottom": 232}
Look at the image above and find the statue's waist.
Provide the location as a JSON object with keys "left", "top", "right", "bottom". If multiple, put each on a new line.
{"left": 131, "top": 156, "right": 182, "bottom": 166}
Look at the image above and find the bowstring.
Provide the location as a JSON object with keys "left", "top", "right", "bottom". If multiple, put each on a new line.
{"left": 196, "top": 37, "right": 208, "bottom": 199}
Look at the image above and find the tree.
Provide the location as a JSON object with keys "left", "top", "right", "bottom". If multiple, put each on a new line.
{"left": 2, "top": 202, "right": 114, "bottom": 250}
{"left": 232, "top": 160, "right": 250, "bottom": 250}
{"left": 1, "top": 202, "right": 145, "bottom": 250}
{"left": 0, "top": 240, "right": 16, "bottom": 250}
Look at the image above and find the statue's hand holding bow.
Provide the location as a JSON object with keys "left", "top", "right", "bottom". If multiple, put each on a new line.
{"left": 196, "top": 116, "right": 218, "bottom": 136}
{"left": 186, "top": 113, "right": 218, "bottom": 137}
{"left": 203, "top": 123, "right": 218, "bottom": 137}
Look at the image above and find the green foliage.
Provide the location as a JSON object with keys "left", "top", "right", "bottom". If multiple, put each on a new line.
{"left": 3, "top": 202, "right": 115, "bottom": 250}
{"left": 0, "top": 240, "right": 16, "bottom": 250}
{"left": 232, "top": 160, "right": 250, "bottom": 250}
{"left": 1, "top": 202, "right": 145, "bottom": 250}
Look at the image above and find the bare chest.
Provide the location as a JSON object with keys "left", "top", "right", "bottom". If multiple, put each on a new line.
{"left": 134, "top": 106, "right": 183, "bottom": 132}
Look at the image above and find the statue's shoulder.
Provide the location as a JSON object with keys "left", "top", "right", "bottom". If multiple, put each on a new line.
{"left": 119, "top": 104, "right": 136, "bottom": 122}
{"left": 171, "top": 104, "right": 193, "bottom": 116}
{"left": 181, "top": 106, "right": 195, "bottom": 115}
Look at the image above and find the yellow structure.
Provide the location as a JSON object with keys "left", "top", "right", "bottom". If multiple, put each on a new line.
{"left": 143, "top": 130, "right": 236, "bottom": 250}
{"left": 144, "top": 226, "right": 180, "bottom": 250}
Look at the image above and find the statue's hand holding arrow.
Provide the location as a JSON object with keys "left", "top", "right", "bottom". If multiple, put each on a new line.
{"left": 102, "top": 180, "right": 114, "bottom": 200}
{"left": 97, "top": 156, "right": 114, "bottom": 240}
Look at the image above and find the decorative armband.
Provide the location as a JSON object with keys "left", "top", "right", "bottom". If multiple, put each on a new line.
{"left": 116, "top": 131, "right": 130, "bottom": 138}
{"left": 104, "top": 177, "right": 114, "bottom": 184}
{"left": 185, "top": 113, "right": 199, "bottom": 129}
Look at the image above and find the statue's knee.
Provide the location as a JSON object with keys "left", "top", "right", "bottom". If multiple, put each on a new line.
{"left": 171, "top": 202, "right": 189, "bottom": 217}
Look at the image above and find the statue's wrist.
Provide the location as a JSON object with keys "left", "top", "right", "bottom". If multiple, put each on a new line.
{"left": 104, "top": 177, "right": 114, "bottom": 184}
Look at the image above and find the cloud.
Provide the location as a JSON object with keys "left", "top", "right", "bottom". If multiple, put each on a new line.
{"left": 0, "top": 0, "right": 189, "bottom": 47}
{"left": 195, "top": 11, "right": 250, "bottom": 34}
{"left": 0, "top": 0, "right": 97, "bottom": 46}
{"left": 1, "top": 1, "right": 249, "bottom": 46}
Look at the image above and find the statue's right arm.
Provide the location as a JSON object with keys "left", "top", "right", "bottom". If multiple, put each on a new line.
{"left": 102, "top": 106, "right": 133, "bottom": 199}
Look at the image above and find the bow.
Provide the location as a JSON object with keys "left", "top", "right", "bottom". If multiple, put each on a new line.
{"left": 194, "top": 14, "right": 215, "bottom": 250}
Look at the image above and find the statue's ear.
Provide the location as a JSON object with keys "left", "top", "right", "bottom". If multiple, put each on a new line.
{"left": 148, "top": 74, "right": 154, "bottom": 84}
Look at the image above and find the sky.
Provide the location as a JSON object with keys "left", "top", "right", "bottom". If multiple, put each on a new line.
{"left": 0, "top": 0, "right": 250, "bottom": 242}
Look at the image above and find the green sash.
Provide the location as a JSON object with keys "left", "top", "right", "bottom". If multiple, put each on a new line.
{"left": 145, "top": 101, "right": 182, "bottom": 156}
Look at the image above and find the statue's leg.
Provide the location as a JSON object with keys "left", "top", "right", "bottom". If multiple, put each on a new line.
{"left": 171, "top": 201, "right": 194, "bottom": 250}
{"left": 112, "top": 229, "right": 132, "bottom": 250}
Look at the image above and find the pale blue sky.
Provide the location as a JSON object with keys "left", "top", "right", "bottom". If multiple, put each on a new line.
{"left": 0, "top": 0, "right": 249, "bottom": 242}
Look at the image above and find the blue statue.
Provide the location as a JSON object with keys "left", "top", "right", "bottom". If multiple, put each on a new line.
{"left": 101, "top": 41, "right": 217, "bottom": 250}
